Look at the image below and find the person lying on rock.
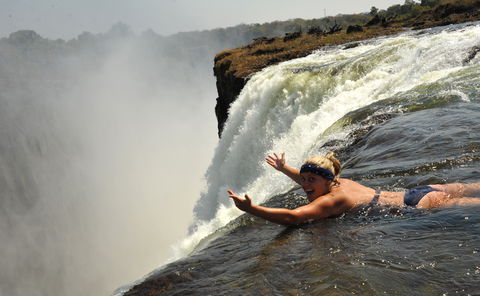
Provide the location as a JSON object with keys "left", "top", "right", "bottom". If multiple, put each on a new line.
{"left": 227, "top": 152, "right": 480, "bottom": 225}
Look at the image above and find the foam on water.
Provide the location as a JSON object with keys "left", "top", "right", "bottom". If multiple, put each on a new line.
{"left": 174, "top": 23, "right": 480, "bottom": 259}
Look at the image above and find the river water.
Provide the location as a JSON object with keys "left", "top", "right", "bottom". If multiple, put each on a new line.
{"left": 123, "top": 22, "right": 480, "bottom": 295}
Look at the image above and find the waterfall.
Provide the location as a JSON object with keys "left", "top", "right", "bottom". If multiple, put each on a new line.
{"left": 181, "top": 22, "right": 480, "bottom": 257}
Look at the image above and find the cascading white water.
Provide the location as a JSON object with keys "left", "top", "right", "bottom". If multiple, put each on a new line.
{"left": 179, "top": 22, "right": 480, "bottom": 257}
{"left": 3, "top": 22, "right": 480, "bottom": 296}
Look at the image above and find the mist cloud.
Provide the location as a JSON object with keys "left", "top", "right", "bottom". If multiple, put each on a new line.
{"left": 0, "top": 29, "right": 217, "bottom": 296}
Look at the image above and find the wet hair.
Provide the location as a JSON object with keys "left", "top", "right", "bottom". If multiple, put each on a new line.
{"left": 302, "top": 152, "right": 341, "bottom": 184}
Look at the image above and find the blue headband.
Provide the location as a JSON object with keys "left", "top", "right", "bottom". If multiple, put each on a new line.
{"left": 300, "top": 163, "right": 335, "bottom": 180}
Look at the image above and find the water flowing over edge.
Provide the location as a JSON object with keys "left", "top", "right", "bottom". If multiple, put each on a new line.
{"left": 163, "top": 23, "right": 480, "bottom": 262}
{"left": 169, "top": 22, "right": 480, "bottom": 266}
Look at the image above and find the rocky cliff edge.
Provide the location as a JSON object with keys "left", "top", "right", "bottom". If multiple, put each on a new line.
{"left": 213, "top": 0, "right": 480, "bottom": 137}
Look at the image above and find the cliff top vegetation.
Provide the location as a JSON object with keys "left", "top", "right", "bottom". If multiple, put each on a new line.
{"left": 214, "top": 0, "right": 480, "bottom": 79}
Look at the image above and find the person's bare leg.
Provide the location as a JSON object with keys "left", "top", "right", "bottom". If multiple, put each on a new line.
{"left": 417, "top": 191, "right": 451, "bottom": 208}
{"left": 444, "top": 197, "right": 480, "bottom": 206}
{"left": 463, "top": 183, "right": 480, "bottom": 196}
{"left": 431, "top": 183, "right": 480, "bottom": 197}
{"left": 418, "top": 191, "right": 480, "bottom": 208}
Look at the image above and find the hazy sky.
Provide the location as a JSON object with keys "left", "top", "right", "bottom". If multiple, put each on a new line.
{"left": 0, "top": 0, "right": 405, "bottom": 39}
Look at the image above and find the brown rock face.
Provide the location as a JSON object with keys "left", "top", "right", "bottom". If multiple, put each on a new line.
{"left": 213, "top": 53, "right": 248, "bottom": 138}
{"left": 212, "top": 0, "right": 480, "bottom": 138}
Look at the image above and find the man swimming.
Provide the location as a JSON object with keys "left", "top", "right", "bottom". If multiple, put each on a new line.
{"left": 228, "top": 152, "right": 480, "bottom": 225}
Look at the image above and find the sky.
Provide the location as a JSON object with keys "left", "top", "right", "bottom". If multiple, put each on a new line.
{"left": 0, "top": 0, "right": 405, "bottom": 40}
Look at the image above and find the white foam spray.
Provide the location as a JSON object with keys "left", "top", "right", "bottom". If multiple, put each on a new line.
{"left": 179, "top": 23, "right": 480, "bottom": 257}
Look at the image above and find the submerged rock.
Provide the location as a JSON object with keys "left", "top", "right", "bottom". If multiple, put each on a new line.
{"left": 463, "top": 45, "right": 480, "bottom": 65}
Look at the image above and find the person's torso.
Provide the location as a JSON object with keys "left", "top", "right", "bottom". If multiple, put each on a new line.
{"left": 332, "top": 179, "right": 404, "bottom": 207}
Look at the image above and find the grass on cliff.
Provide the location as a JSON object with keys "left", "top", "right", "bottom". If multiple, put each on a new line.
{"left": 215, "top": 26, "right": 403, "bottom": 78}
{"left": 215, "top": 0, "right": 480, "bottom": 79}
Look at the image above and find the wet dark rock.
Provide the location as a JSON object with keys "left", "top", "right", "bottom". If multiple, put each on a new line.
{"left": 462, "top": 45, "right": 480, "bottom": 65}
{"left": 343, "top": 42, "right": 360, "bottom": 50}
{"left": 213, "top": 57, "right": 247, "bottom": 137}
